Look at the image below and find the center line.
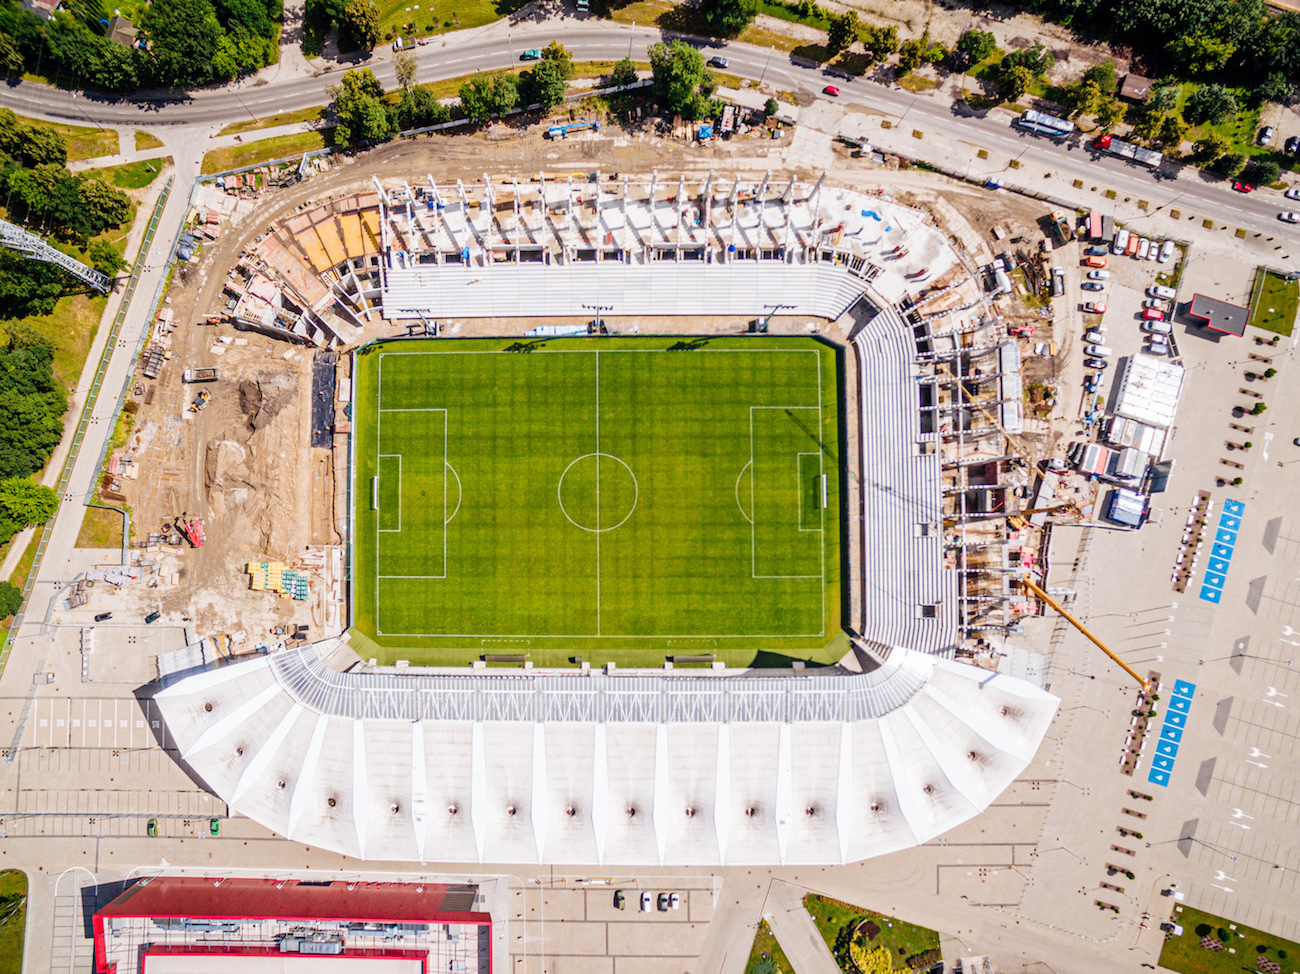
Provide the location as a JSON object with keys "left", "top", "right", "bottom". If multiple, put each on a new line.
{"left": 595, "top": 351, "right": 601, "bottom": 636}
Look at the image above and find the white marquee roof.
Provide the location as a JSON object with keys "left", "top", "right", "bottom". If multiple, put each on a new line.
{"left": 155, "top": 643, "right": 1057, "bottom": 865}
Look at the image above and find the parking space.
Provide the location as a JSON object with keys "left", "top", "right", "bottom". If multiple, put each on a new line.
{"left": 30, "top": 697, "right": 171, "bottom": 750}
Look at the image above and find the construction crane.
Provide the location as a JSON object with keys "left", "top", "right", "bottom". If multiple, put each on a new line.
{"left": 932, "top": 359, "right": 1037, "bottom": 463}
{"left": 1019, "top": 577, "right": 1150, "bottom": 692}
{"left": 946, "top": 501, "right": 1083, "bottom": 530}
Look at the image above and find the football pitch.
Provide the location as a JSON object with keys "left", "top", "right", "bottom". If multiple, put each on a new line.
{"left": 350, "top": 336, "right": 844, "bottom": 668}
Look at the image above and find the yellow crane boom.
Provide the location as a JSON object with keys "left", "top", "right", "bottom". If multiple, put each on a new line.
{"left": 1019, "top": 577, "right": 1150, "bottom": 692}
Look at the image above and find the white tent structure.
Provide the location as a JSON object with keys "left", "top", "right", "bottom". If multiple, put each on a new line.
{"left": 154, "top": 642, "right": 1057, "bottom": 865}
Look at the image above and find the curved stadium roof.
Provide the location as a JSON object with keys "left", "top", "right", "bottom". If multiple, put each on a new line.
{"left": 155, "top": 642, "right": 1057, "bottom": 865}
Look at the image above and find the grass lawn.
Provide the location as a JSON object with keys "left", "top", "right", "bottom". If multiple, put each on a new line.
{"left": 745, "top": 919, "right": 795, "bottom": 974}
{"left": 11, "top": 112, "right": 118, "bottom": 161}
{"left": 0, "top": 870, "right": 27, "bottom": 974}
{"left": 218, "top": 105, "right": 328, "bottom": 136}
{"left": 1159, "top": 905, "right": 1300, "bottom": 974}
{"left": 201, "top": 131, "right": 331, "bottom": 174}
{"left": 92, "top": 157, "right": 169, "bottom": 190}
{"left": 374, "top": 0, "right": 528, "bottom": 45}
{"left": 135, "top": 130, "right": 165, "bottom": 151}
{"left": 1171, "top": 83, "right": 1263, "bottom": 158}
{"left": 351, "top": 336, "right": 844, "bottom": 667}
{"left": 76, "top": 502, "right": 129, "bottom": 548}
{"left": 804, "top": 894, "right": 941, "bottom": 972}
{"left": 1247, "top": 267, "right": 1299, "bottom": 336}
{"left": 0, "top": 291, "right": 108, "bottom": 392}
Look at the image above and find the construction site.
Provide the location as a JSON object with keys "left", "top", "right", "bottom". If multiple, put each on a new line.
{"left": 73, "top": 134, "right": 1104, "bottom": 676}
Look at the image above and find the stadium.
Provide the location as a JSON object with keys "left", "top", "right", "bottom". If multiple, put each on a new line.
{"left": 154, "top": 172, "right": 1058, "bottom": 866}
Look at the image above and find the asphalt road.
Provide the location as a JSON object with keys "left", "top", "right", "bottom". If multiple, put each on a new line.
{"left": 0, "top": 23, "right": 1297, "bottom": 242}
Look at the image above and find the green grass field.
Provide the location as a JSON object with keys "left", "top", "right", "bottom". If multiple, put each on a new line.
{"left": 351, "top": 336, "right": 844, "bottom": 668}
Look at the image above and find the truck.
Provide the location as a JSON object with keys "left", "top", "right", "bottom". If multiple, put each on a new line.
{"left": 183, "top": 368, "right": 219, "bottom": 383}
{"left": 1093, "top": 134, "right": 1163, "bottom": 169}
{"left": 189, "top": 389, "right": 211, "bottom": 412}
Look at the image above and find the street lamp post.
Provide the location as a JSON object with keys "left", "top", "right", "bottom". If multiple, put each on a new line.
{"left": 507, "top": 33, "right": 513, "bottom": 68}
{"left": 629, "top": 24, "right": 635, "bottom": 60}
{"left": 759, "top": 45, "right": 775, "bottom": 86}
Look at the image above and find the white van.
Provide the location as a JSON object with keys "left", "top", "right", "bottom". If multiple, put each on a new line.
{"left": 1142, "top": 320, "right": 1173, "bottom": 335}
{"left": 1085, "top": 343, "right": 1113, "bottom": 357}
{"left": 1148, "top": 284, "right": 1176, "bottom": 300}
{"left": 1112, "top": 228, "right": 1130, "bottom": 255}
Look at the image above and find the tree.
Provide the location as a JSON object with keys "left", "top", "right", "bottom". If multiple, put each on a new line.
{"left": 1065, "top": 79, "right": 1106, "bottom": 118}
{"left": 826, "top": 12, "right": 860, "bottom": 56}
{"left": 1192, "top": 133, "right": 1230, "bottom": 161}
{"left": 392, "top": 84, "right": 451, "bottom": 129}
{"left": 0, "top": 477, "right": 57, "bottom": 526}
{"left": 951, "top": 28, "right": 996, "bottom": 70}
{"left": 458, "top": 73, "right": 519, "bottom": 121}
{"left": 1166, "top": 31, "right": 1235, "bottom": 76}
{"left": 542, "top": 40, "right": 573, "bottom": 69}
{"left": 764, "top": 97, "right": 779, "bottom": 115}
{"left": 0, "top": 581, "right": 20, "bottom": 619}
{"left": 1185, "top": 83, "right": 1237, "bottom": 125}
{"left": 1214, "top": 152, "right": 1247, "bottom": 177}
{"left": 648, "top": 40, "right": 715, "bottom": 121}
{"left": 1251, "top": 401, "right": 1268, "bottom": 415}
{"left": 1095, "top": 98, "right": 1125, "bottom": 131}
{"left": 522, "top": 59, "right": 569, "bottom": 111}
{"left": 1243, "top": 158, "right": 1281, "bottom": 185}
{"left": 73, "top": 178, "right": 131, "bottom": 239}
{"left": 340, "top": 0, "right": 380, "bottom": 50}
{"left": 699, "top": 0, "right": 757, "bottom": 36}
{"left": 896, "top": 31, "right": 945, "bottom": 75}
{"left": 87, "top": 239, "right": 127, "bottom": 276}
{"left": 1004, "top": 42, "right": 1053, "bottom": 77}
{"left": 140, "top": 0, "right": 224, "bottom": 87}
{"left": 997, "top": 63, "right": 1035, "bottom": 102}
{"left": 328, "top": 68, "right": 391, "bottom": 142}
{"left": 393, "top": 49, "right": 417, "bottom": 92}
{"left": 1253, "top": 72, "right": 1295, "bottom": 106}
{"left": 0, "top": 328, "right": 67, "bottom": 480}
{"left": 0, "top": 32, "right": 23, "bottom": 76}
{"left": 611, "top": 57, "right": 638, "bottom": 87}
{"left": 859, "top": 24, "right": 898, "bottom": 64}
{"left": 1155, "top": 113, "right": 1188, "bottom": 150}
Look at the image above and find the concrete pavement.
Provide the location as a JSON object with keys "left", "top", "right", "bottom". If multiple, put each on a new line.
{"left": 764, "top": 881, "right": 841, "bottom": 974}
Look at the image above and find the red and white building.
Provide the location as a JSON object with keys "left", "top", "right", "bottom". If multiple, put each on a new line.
{"left": 93, "top": 877, "right": 491, "bottom": 974}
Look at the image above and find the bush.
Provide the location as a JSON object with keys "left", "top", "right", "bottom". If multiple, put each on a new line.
{"left": 764, "top": 97, "right": 779, "bottom": 116}
{"left": 1214, "top": 152, "right": 1248, "bottom": 178}
{"left": 1234, "top": 477, "right": 1244, "bottom": 485}
{"left": 1251, "top": 402, "right": 1268, "bottom": 415}
{"left": 1196, "top": 923, "right": 1213, "bottom": 937}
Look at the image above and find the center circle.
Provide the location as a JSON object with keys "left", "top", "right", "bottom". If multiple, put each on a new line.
{"left": 557, "top": 453, "right": 639, "bottom": 533}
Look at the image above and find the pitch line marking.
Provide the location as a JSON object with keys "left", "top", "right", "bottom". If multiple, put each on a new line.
{"left": 445, "top": 462, "right": 463, "bottom": 525}
{"left": 557, "top": 453, "right": 639, "bottom": 533}
{"left": 735, "top": 461, "right": 753, "bottom": 524}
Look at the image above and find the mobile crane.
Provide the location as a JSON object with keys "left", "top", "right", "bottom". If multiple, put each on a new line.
{"left": 1019, "top": 576, "right": 1150, "bottom": 692}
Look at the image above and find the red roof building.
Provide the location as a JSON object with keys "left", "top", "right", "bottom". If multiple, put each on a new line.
{"left": 94, "top": 878, "right": 490, "bottom": 974}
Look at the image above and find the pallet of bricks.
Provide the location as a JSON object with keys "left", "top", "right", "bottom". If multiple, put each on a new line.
{"left": 246, "top": 561, "right": 310, "bottom": 599}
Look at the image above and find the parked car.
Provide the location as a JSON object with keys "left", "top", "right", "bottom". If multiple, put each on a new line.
{"left": 1147, "top": 340, "right": 1171, "bottom": 356}
{"left": 1148, "top": 284, "right": 1176, "bottom": 299}
{"left": 1158, "top": 240, "right": 1176, "bottom": 263}
{"left": 1085, "top": 255, "right": 1108, "bottom": 268}
{"left": 1082, "top": 281, "right": 1105, "bottom": 291}
{"left": 657, "top": 893, "right": 670, "bottom": 911}
{"left": 640, "top": 892, "right": 653, "bottom": 912}
{"left": 1085, "top": 245, "right": 1109, "bottom": 256}
{"left": 147, "top": 819, "right": 158, "bottom": 837}
{"left": 1233, "top": 181, "right": 1254, "bottom": 193}
{"left": 1142, "top": 298, "right": 1164, "bottom": 308}
{"left": 823, "top": 85, "right": 841, "bottom": 96}
{"left": 1136, "top": 238, "right": 1150, "bottom": 260}
{"left": 1085, "top": 357, "right": 1109, "bottom": 370}
{"left": 1143, "top": 320, "right": 1173, "bottom": 334}
{"left": 94, "top": 611, "right": 112, "bottom": 622}
{"left": 1260, "top": 125, "right": 1275, "bottom": 145}
{"left": 1142, "top": 307, "right": 1167, "bottom": 320}
{"left": 1087, "top": 269, "right": 1110, "bottom": 280}
{"left": 1281, "top": 212, "right": 1300, "bottom": 224}
{"left": 670, "top": 892, "right": 681, "bottom": 910}
{"left": 1287, "top": 136, "right": 1300, "bottom": 155}
{"left": 1085, "top": 330, "right": 1105, "bottom": 343}
{"left": 521, "top": 48, "right": 541, "bottom": 60}
{"left": 708, "top": 56, "right": 729, "bottom": 68}
{"left": 614, "top": 891, "right": 626, "bottom": 910}
{"left": 1287, "top": 187, "right": 1300, "bottom": 200}
{"left": 1083, "top": 301, "right": 1107, "bottom": 314}
{"left": 144, "top": 611, "right": 160, "bottom": 624}
{"left": 210, "top": 818, "right": 220, "bottom": 836}
{"left": 1085, "top": 343, "right": 1112, "bottom": 357}
{"left": 1112, "top": 228, "right": 1130, "bottom": 255}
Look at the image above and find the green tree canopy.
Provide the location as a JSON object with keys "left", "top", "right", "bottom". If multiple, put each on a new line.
{"left": 951, "top": 28, "right": 996, "bottom": 69}
{"left": 1192, "top": 132, "right": 1230, "bottom": 160}
{"left": 522, "top": 59, "right": 570, "bottom": 111}
{"left": 0, "top": 328, "right": 67, "bottom": 480}
{"left": 391, "top": 84, "right": 451, "bottom": 130}
{"left": 328, "top": 68, "right": 392, "bottom": 142}
{"left": 826, "top": 12, "right": 860, "bottom": 55}
{"left": 648, "top": 40, "right": 716, "bottom": 120}
{"left": 340, "top": 0, "right": 379, "bottom": 50}
{"left": 458, "top": 73, "right": 519, "bottom": 121}
{"left": 393, "top": 49, "right": 417, "bottom": 91}
{"left": 997, "top": 63, "right": 1035, "bottom": 101}
{"left": 0, "top": 580, "right": 21, "bottom": 619}
{"left": 0, "top": 477, "right": 57, "bottom": 525}
{"left": 1243, "top": 157, "right": 1280, "bottom": 185}
{"left": 611, "top": 57, "right": 638, "bottom": 87}
{"left": 140, "top": 0, "right": 224, "bottom": 86}
{"left": 1184, "top": 83, "right": 1237, "bottom": 124}
{"left": 859, "top": 24, "right": 898, "bottom": 63}
{"left": 699, "top": 0, "right": 757, "bottom": 36}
